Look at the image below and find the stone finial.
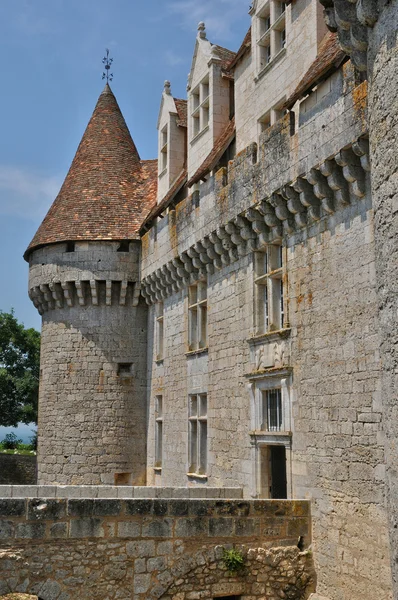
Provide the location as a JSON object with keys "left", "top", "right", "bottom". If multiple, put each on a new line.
{"left": 198, "top": 22, "right": 207, "bottom": 39}
{"left": 164, "top": 80, "right": 171, "bottom": 95}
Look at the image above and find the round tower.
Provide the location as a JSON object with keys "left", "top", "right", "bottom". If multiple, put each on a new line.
{"left": 25, "top": 84, "right": 157, "bottom": 485}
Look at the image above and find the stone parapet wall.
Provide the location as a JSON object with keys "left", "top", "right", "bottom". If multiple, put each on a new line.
{"left": 141, "top": 66, "right": 367, "bottom": 284}
{"left": 0, "top": 456, "right": 37, "bottom": 486}
{"left": 0, "top": 498, "right": 313, "bottom": 600}
{"left": 0, "top": 485, "right": 242, "bottom": 499}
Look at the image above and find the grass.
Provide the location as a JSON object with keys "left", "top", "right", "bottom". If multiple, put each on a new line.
{"left": 0, "top": 449, "right": 36, "bottom": 455}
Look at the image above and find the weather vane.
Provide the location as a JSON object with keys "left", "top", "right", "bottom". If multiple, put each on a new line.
{"left": 102, "top": 49, "right": 113, "bottom": 83}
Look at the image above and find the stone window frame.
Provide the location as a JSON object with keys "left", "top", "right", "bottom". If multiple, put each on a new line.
{"left": 253, "top": 244, "right": 286, "bottom": 335}
{"left": 191, "top": 75, "right": 210, "bottom": 142}
{"left": 255, "top": 0, "right": 287, "bottom": 74}
{"left": 247, "top": 369, "right": 292, "bottom": 498}
{"left": 258, "top": 98, "right": 287, "bottom": 135}
{"left": 159, "top": 123, "right": 168, "bottom": 177}
{"left": 188, "top": 280, "right": 208, "bottom": 352}
{"left": 154, "top": 394, "right": 163, "bottom": 470}
{"left": 155, "top": 301, "right": 164, "bottom": 361}
{"left": 188, "top": 392, "right": 208, "bottom": 478}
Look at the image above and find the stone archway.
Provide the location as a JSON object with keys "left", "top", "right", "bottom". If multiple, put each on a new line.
{"left": 147, "top": 545, "right": 316, "bottom": 600}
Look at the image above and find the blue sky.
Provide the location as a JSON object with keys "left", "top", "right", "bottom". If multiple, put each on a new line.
{"left": 0, "top": 0, "right": 250, "bottom": 333}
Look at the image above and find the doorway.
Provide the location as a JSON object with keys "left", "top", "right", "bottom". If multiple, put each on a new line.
{"left": 260, "top": 445, "right": 287, "bottom": 499}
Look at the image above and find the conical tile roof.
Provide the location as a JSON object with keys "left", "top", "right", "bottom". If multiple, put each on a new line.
{"left": 25, "top": 84, "right": 157, "bottom": 258}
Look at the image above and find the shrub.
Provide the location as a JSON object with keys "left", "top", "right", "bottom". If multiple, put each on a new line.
{"left": 1, "top": 432, "right": 22, "bottom": 449}
{"left": 222, "top": 548, "right": 245, "bottom": 574}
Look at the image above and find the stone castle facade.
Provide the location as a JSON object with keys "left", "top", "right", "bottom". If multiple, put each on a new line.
{"left": 2, "top": 0, "right": 395, "bottom": 599}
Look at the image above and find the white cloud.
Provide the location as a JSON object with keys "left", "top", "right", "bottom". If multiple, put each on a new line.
{"left": 0, "top": 166, "right": 61, "bottom": 221}
{"left": 167, "top": 0, "right": 250, "bottom": 41}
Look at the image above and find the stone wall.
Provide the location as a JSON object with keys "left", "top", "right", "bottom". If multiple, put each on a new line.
{"left": 367, "top": 2, "right": 398, "bottom": 596}
{"left": 0, "top": 497, "right": 313, "bottom": 600}
{"left": 0, "top": 456, "right": 37, "bottom": 485}
{"left": 140, "top": 65, "right": 393, "bottom": 600}
{"left": 28, "top": 241, "right": 148, "bottom": 486}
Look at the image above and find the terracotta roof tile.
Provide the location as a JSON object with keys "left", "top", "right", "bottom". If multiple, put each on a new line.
{"left": 25, "top": 84, "right": 157, "bottom": 258}
{"left": 284, "top": 32, "right": 346, "bottom": 108}
{"left": 226, "top": 28, "right": 252, "bottom": 71}
{"left": 212, "top": 45, "right": 237, "bottom": 70}
{"left": 141, "top": 169, "right": 187, "bottom": 232}
{"left": 174, "top": 98, "right": 187, "bottom": 127}
{"left": 187, "top": 118, "right": 235, "bottom": 188}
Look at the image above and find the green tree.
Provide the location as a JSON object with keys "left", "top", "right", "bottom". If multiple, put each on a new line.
{"left": 0, "top": 310, "right": 40, "bottom": 426}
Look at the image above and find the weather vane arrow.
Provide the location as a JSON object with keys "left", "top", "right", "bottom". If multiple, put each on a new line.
{"left": 102, "top": 49, "right": 113, "bottom": 83}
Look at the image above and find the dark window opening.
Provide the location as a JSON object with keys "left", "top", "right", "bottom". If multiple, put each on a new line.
{"left": 117, "top": 240, "right": 130, "bottom": 252}
{"left": 117, "top": 363, "right": 133, "bottom": 378}
{"left": 229, "top": 80, "right": 235, "bottom": 119}
{"left": 66, "top": 241, "right": 75, "bottom": 252}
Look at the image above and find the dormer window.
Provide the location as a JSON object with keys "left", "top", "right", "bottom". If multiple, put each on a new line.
{"left": 257, "top": 0, "right": 287, "bottom": 72}
{"left": 160, "top": 124, "right": 168, "bottom": 173}
{"left": 191, "top": 76, "right": 210, "bottom": 141}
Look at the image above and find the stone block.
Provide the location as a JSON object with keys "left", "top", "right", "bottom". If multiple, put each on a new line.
{"left": 0, "top": 486, "right": 12, "bottom": 498}
{"left": 93, "top": 499, "right": 121, "bottom": 516}
{"left": 142, "top": 517, "right": 173, "bottom": 538}
{"left": 28, "top": 498, "right": 67, "bottom": 521}
{"left": 188, "top": 500, "right": 216, "bottom": 516}
{"left": 0, "top": 519, "right": 14, "bottom": 539}
{"left": 168, "top": 499, "right": 189, "bottom": 516}
{"left": 126, "top": 539, "right": 156, "bottom": 557}
{"left": 11, "top": 485, "right": 38, "bottom": 498}
{"left": 175, "top": 517, "right": 208, "bottom": 537}
{"left": 0, "top": 499, "right": 26, "bottom": 517}
{"left": 15, "top": 522, "right": 46, "bottom": 539}
{"left": 152, "top": 499, "right": 168, "bottom": 516}
{"left": 67, "top": 499, "right": 94, "bottom": 517}
{"left": 234, "top": 517, "right": 258, "bottom": 536}
{"left": 70, "top": 517, "right": 104, "bottom": 538}
{"left": 209, "top": 517, "right": 234, "bottom": 537}
{"left": 117, "top": 521, "right": 141, "bottom": 538}
{"left": 117, "top": 486, "right": 134, "bottom": 498}
{"left": 124, "top": 499, "right": 153, "bottom": 515}
{"left": 50, "top": 522, "right": 68, "bottom": 538}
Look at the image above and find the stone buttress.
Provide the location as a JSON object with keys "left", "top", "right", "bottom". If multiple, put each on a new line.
{"left": 24, "top": 84, "right": 158, "bottom": 485}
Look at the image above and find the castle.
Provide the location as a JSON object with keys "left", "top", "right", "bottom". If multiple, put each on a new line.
{"left": 1, "top": 0, "right": 397, "bottom": 599}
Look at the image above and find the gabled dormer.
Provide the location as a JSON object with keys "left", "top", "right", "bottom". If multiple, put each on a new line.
{"left": 157, "top": 81, "right": 187, "bottom": 204}
{"left": 187, "top": 22, "right": 236, "bottom": 179}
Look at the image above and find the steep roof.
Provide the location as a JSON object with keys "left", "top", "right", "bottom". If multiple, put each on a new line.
{"left": 284, "top": 32, "right": 346, "bottom": 108}
{"left": 212, "top": 45, "right": 237, "bottom": 70}
{"left": 25, "top": 84, "right": 157, "bottom": 259}
{"left": 187, "top": 118, "right": 236, "bottom": 187}
{"left": 174, "top": 98, "right": 187, "bottom": 127}
{"left": 141, "top": 168, "right": 187, "bottom": 232}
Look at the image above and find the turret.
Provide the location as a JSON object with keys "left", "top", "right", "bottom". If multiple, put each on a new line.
{"left": 25, "top": 84, "right": 157, "bottom": 485}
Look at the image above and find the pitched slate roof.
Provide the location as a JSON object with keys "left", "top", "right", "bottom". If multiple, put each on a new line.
{"left": 284, "top": 32, "right": 346, "bottom": 108}
{"left": 174, "top": 98, "right": 187, "bottom": 127}
{"left": 187, "top": 118, "right": 236, "bottom": 188}
{"left": 25, "top": 84, "right": 157, "bottom": 258}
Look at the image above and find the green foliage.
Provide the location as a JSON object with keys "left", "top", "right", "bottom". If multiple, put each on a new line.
{"left": 222, "top": 548, "right": 245, "bottom": 574}
{"left": 1, "top": 432, "right": 22, "bottom": 449}
{"left": 0, "top": 310, "right": 40, "bottom": 427}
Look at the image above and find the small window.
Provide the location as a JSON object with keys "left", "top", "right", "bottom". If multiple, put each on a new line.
{"left": 118, "top": 363, "right": 133, "bottom": 378}
{"left": 156, "top": 301, "right": 164, "bottom": 360}
{"left": 254, "top": 245, "right": 285, "bottom": 333}
{"left": 188, "top": 393, "right": 208, "bottom": 476}
{"left": 155, "top": 395, "right": 163, "bottom": 469}
{"left": 191, "top": 76, "right": 210, "bottom": 141}
{"left": 188, "top": 281, "right": 207, "bottom": 351}
{"left": 257, "top": 0, "right": 286, "bottom": 72}
{"left": 261, "top": 388, "right": 282, "bottom": 431}
{"left": 160, "top": 124, "right": 168, "bottom": 172}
